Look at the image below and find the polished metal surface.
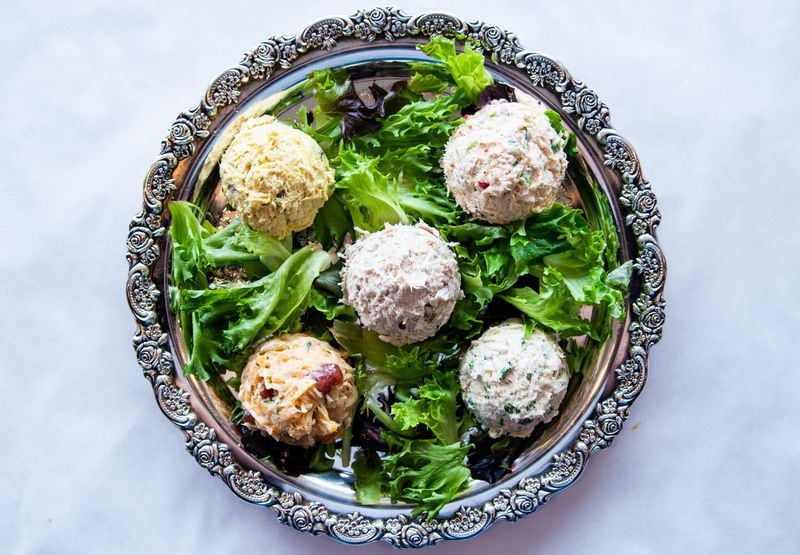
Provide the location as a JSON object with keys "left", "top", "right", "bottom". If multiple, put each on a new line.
{"left": 126, "top": 7, "right": 666, "bottom": 547}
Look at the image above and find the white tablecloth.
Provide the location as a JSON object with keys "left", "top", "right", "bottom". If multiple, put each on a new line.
{"left": 2, "top": 1, "right": 798, "bottom": 553}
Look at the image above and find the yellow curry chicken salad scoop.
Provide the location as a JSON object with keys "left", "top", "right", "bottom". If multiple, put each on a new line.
{"left": 219, "top": 115, "right": 334, "bottom": 238}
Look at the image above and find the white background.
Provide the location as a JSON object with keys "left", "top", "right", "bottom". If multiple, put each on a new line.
{"left": 1, "top": 1, "right": 798, "bottom": 553}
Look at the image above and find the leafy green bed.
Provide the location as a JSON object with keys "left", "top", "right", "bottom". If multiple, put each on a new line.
{"left": 168, "top": 36, "right": 630, "bottom": 518}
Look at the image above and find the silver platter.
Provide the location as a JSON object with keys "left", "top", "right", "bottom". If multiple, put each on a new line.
{"left": 125, "top": 7, "right": 666, "bottom": 547}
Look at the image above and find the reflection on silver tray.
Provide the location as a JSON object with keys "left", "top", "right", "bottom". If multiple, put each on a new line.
{"left": 125, "top": 7, "right": 666, "bottom": 547}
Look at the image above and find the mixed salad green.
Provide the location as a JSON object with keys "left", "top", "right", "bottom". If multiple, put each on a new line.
{"left": 168, "top": 36, "right": 630, "bottom": 518}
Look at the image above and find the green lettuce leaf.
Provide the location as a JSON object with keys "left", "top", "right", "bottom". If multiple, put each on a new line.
{"left": 443, "top": 203, "right": 630, "bottom": 338}
{"left": 330, "top": 321, "right": 460, "bottom": 384}
{"left": 299, "top": 59, "right": 465, "bottom": 239}
{"left": 407, "top": 61, "right": 451, "bottom": 94}
{"left": 295, "top": 104, "right": 342, "bottom": 158}
{"left": 230, "top": 401, "right": 245, "bottom": 425}
{"left": 498, "top": 277, "right": 594, "bottom": 339}
{"left": 203, "top": 218, "right": 291, "bottom": 272}
{"left": 391, "top": 370, "right": 463, "bottom": 444}
{"left": 346, "top": 94, "right": 462, "bottom": 190}
{"left": 308, "top": 444, "right": 336, "bottom": 472}
{"left": 333, "top": 149, "right": 409, "bottom": 231}
{"left": 308, "top": 287, "right": 355, "bottom": 321}
{"left": 607, "top": 261, "right": 633, "bottom": 288}
{"left": 381, "top": 434, "right": 472, "bottom": 518}
{"left": 544, "top": 108, "right": 579, "bottom": 157}
{"left": 333, "top": 148, "right": 459, "bottom": 232}
{"left": 499, "top": 203, "right": 630, "bottom": 340}
{"left": 565, "top": 340, "right": 595, "bottom": 375}
{"left": 509, "top": 204, "right": 577, "bottom": 270}
{"left": 441, "top": 223, "right": 515, "bottom": 335}
{"left": 312, "top": 191, "right": 353, "bottom": 249}
{"left": 418, "top": 35, "right": 493, "bottom": 106}
{"left": 330, "top": 320, "right": 397, "bottom": 369}
{"left": 306, "top": 67, "right": 351, "bottom": 114}
{"left": 395, "top": 178, "right": 460, "bottom": 225}
{"left": 179, "top": 245, "right": 332, "bottom": 378}
{"left": 383, "top": 339, "right": 459, "bottom": 383}
{"left": 295, "top": 69, "right": 348, "bottom": 154}
{"left": 169, "top": 201, "right": 210, "bottom": 290}
{"left": 538, "top": 209, "right": 628, "bottom": 321}
{"left": 353, "top": 95, "right": 461, "bottom": 153}
{"left": 169, "top": 201, "right": 291, "bottom": 279}
{"left": 372, "top": 144, "right": 433, "bottom": 181}
{"left": 352, "top": 450, "right": 385, "bottom": 504}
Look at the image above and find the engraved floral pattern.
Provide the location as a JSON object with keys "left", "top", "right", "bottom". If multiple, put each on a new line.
{"left": 194, "top": 441, "right": 220, "bottom": 470}
{"left": 616, "top": 356, "right": 645, "bottom": 400}
{"left": 127, "top": 8, "right": 665, "bottom": 548}
{"left": 467, "top": 24, "right": 521, "bottom": 65}
{"left": 302, "top": 19, "right": 347, "bottom": 50}
{"left": 135, "top": 341, "right": 160, "bottom": 371}
{"left": 128, "top": 272, "right": 158, "bottom": 314}
{"left": 549, "top": 450, "right": 579, "bottom": 480}
{"left": 208, "top": 70, "right": 243, "bottom": 107}
{"left": 411, "top": 13, "right": 465, "bottom": 37}
{"left": 603, "top": 135, "right": 640, "bottom": 178}
{"left": 579, "top": 425, "right": 601, "bottom": 448}
{"left": 143, "top": 324, "right": 164, "bottom": 342}
{"left": 575, "top": 89, "right": 600, "bottom": 117}
{"left": 353, "top": 22, "right": 373, "bottom": 41}
{"left": 246, "top": 41, "right": 279, "bottom": 79}
{"left": 561, "top": 89, "right": 578, "bottom": 113}
{"left": 389, "top": 19, "right": 408, "bottom": 40}
{"left": 289, "top": 506, "right": 315, "bottom": 532}
{"left": 440, "top": 506, "right": 488, "bottom": 537}
{"left": 146, "top": 159, "right": 176, "bottom": 201}
{"left": 348, "top": 7, "right": 397, "bottom": 42}
{"left": 157, "top": 382, "right": 191, "bottom": 418}
{"left": 585, "top": 117, "right": 604, "bottom": 135}
{"left": 398, "top": 522, "right": 429, "bottom": 548}
{"left": 278, "top": 41, "right": 298, "bottom": 68}
{"left": 511, "top": 491, "right": 538, "bottom": 515}
{"left": 492, "top": 493, "right": 510, "bottom": 512}
{"left": 230, "top": 469, "right": 271, "bottom": 499}
{"left": 520, "top": 53, "right": 566, "bottom": 88}
{"left": 330, "top": 513, "right": 380, "bottom": 543}
{"left": 218, "top": 447, "right": 234, "bottom": 468}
